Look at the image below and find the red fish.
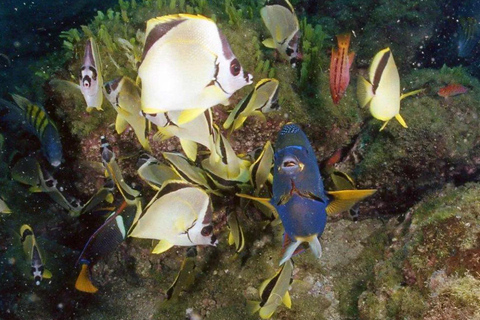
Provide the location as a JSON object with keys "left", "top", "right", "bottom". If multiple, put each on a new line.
{"left": 330, "top": 34, "right": 355, "bottom": 105}
{"left": 438, "top": 84, "right": 468, "bottom": 98}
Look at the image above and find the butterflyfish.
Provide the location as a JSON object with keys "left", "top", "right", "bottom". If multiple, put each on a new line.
{"left": 249, "top": 140, "right": 274, "bottom": 196}
{"left": 75, "top": 201, "right": 135, "bottom": 293}
{"left": 80, "top": 37, "right": 104, "bottom": 112}
{"left": 223, "top": 78, "right": 280, "bottom": 131}
{"left": 260, "top": 0, "right": 301, "bottom": 66}
{"left": 0, "top": 95, "right": 63, "bottom": 167}
{"left": 138, "top": 14, "right": 253, "bottom": 124}
{"left": 11, "top": 157, "right": 82, "bottom": 216}
{"left": 100, "top": 136, "right": 143, "bottom": 226}
{"left": 80, "top": 178, "right": 115, "bottom": 215}
{"left": 150, "top": 109, "right": 217, "bottom": 161}
{"left": 227, "top": 211, "right": 245, "bottom": 253}
{"left": 165, "top": 247, "right": 197, "bottom": 301}
{"left": 330, "top": 34, "right": 355, "bottom": 105}
{"left": 247, "top": 259, "right": 294, "bottom": 319}
{"left": 137, "top": 153, "right": 180, "bottom": 191}
{"left": 357, "top": 48, "right": 424, "bottom": 131}
{"left": 201, "top": 128, "right": 251, "bottom": 190}
{"left": 104, "top": 76, "right": 151, "bottom": 152}
{"left": 20, "top": 225, "right": 52, "bottom": 285}
{"left": 129, "top": 181, "right": 217, "bottom": 254}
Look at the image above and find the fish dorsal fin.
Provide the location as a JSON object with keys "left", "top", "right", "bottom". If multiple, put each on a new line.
{"left": 75, "top": 264, "right": 98, "bottom": 293}
{"left": 262, "top": 38, "right": 276, "bottom": 49}
{"left": 326, "top": 189, "right": 376, "bottom": 215}
{"left": 152, "top": 239, "right": 174, "bottom": 254}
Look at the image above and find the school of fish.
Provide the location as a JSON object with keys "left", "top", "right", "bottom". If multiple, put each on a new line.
{"left": 0, "top": 0, "right": 456, "bottom": 318}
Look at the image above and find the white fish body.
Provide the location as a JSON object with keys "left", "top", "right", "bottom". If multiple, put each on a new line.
{"left": 129, "top": 186, "right": 216, "bottom": 252}
{"left": 80, "top": 38, "right": 104, "bottom": 112}
{"left": 138, "top": 14, "right": 252, "bottom": 123}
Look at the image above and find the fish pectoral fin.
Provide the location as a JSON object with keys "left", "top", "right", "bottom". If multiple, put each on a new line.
{"left": 326, "top": 189, "right": 376, "bottom": 215}
{"left": 400, "top": 88, "right": 425, "bottom": 100}
{"left": 43, "top": 269, "right": 53, "bottom": 279}
{"left": 75, "top": 264, "right": 98, "bottom": 293}
{"left": 29, "top": 186, "right": 43, "bottom": 193}
{"left": 180, "top": 139, "right": 198, "bottom": 162}
{"left": 177, "top": 108, "right": 206, "bottom": 125}
{"left": 152, "top": 240, "right": 174, "bottom": 254}
{"left": 348, "top": 52, "right": 355, "bottom": 69}
{"left": 282, "top": 291, "right": 292, "bottom": 309}
{"left": 395, "top": 114, "right": 408, "bottom": 128}
{"left": 228, "top": 231, "right": 235, "bottom": 245}
{"left": 262, "top": 38, "right": 276, "bottom": 49}
{"left": 153, "top": 126, "right": 173, "bottom": 141}
{"left": 356, "top": 76, "right": 374, "bottom": 108}
{"left": 115, "top": 115, "right": 129, "bottom": 134}
{"left": 246, "top": 301, "right": 261, "bottom": 315}
{"left": 105, "top": 193, "right": 114, "bottom": 204}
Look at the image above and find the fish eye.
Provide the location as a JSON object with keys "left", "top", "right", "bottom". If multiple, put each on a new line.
{"left": 230, "top": 59, "right": 241, "bottom": 76}
{"left": 45, "top": 178, "right": 56, "bottom": 188}
{"left": 282, "top": 160, "right": 298, "bottom": 168}
{"left": 201, "top": 225, "right": 213, "bottom": 237}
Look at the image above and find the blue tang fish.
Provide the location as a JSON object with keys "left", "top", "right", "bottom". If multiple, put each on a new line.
{"left": 271, "top": 124, "right": 375, "bottom": 265}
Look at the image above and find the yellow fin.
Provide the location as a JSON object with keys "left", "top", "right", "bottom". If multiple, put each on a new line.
{"left": 43, "top": 269, "right": 52, "bottom": 279}
{"left": 379, "top": 120, "right": 390, "bottom": 131}
{"left": 228, "top": 231, "right": 235, "bottom": 245}
{"left": 115, "top": 115, "right": 129, "bottom": 134}
{"left": 246, "top": 301, "right": 261, "bottom": 315}
{"left": 177, "top": 108, "right": 206, "bottom": 125}
{"left": 283, "top": 291, "right": 292, "bottom": 308}
{"left": 400, "top": 88, "right": 425, "bottom": 100}
{"left": 395, "top": 114, "right": 408, "bottom": 128}
{"left": 75, "top": 264, "right": 98, "bottom": 293}
{"left": 105, "top": 193, "right": 114, "bottom": 204}
{"left": 326, "top": 189, "right": 376, "bottom": 216}
{"left": 152, "top": 240, "right": 174, "bottom": 254}
{"left": 29, "top": 186, "right": 43, "bottom": 193}
{"left": 236, "top": 193, "right": 277, "bottom": 216}
{"left": 180, "top": 139, "right": 198, "bottom": 162}
{"left": 356, "top": 76, "right": 374, "bottom": 108}
{"left": 262, "top": 38, "right": 276, "bottom": 49}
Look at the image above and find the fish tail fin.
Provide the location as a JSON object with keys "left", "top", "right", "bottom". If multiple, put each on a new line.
{"left": 246, "top": 301, "right": 261, "bottom": 315}
{"left": 356, "top": 76, "right": 374, "bottom": 108}
{"left": 308, "top": 236, "right": 322, "bottom": 259}
{"left": 75, "top": 264, "right": 98, "bottom": 293}
{"left": 379, "top": 120, "right": 390, "bottom": 131}
{"left": 279, "top": 240, "right": 302, "bottom": 265}
{"left": 394, "top": 114, "right": 408, "bottom": 128}
{"left": 153, "top": 126, "right": 173, "bottom": 141}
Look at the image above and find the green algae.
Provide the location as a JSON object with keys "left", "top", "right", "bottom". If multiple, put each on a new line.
{"left": 357, "top": 183, "right": 480, "bottom": 320}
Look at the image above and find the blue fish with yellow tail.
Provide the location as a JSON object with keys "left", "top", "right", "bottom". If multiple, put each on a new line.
{"left": 0, "top": 94, "right": 63, "bottom": 167}
{"left": 256, "top": 124, "right": 376, "bottom": 265}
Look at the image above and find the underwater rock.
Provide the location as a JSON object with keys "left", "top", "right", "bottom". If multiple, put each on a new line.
{"left": 358, "top": 183, "right": 480, "bottom": 320}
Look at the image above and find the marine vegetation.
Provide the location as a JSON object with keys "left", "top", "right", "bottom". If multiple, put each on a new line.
{"left": 1, "top": 0, "right": 480, "bottom": 319}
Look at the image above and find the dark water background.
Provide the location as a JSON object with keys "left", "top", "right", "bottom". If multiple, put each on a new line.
{"left": 0, "top": 0, "right": 118, "bottom": 98}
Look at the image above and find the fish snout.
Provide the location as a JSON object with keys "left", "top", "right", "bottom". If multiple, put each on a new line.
{"left": 244, "top": 71, "right": 253, "bottom": 85}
